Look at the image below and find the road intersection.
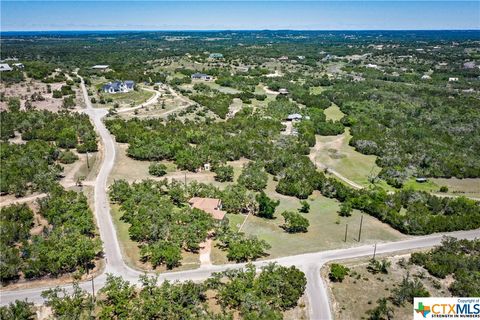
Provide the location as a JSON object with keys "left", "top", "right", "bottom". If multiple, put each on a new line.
{"left": 1, "top": 78, "right": 478, "bottom": 320}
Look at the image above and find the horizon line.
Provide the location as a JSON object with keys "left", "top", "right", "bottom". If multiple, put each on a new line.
{"left": 2, "top": 28, "right": 480, "bottom": 33}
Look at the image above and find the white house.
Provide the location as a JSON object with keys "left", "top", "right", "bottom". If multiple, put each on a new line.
{"left": 92, "top": 65, "right": 109, "bottom": 70}
{"left": 191, "top": 73, "right": 213, "bottom": 81}
{"left": 102, "top": 80, "right": 135, "bottom": 93}
{"left": 0, "top": 64, "right": 12, "bottom": 72}
{"left": 286, "top": 113, "right": 303, "bottom": 122}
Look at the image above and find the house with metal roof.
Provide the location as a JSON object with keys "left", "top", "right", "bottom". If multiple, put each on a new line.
{"left": 102, "top": 80, "right": 135, "bottom": 93}
{"left": 0, "top": 64, "right": 13, "bottom": 72}
{"left": 191, "top": 73, "right": 213, "bottom": 81}
{"left": 209, "top": 53, "right": 224, "bottom": 59}
{"left": 286, "top": 113, "right": 303, "bottom": 121}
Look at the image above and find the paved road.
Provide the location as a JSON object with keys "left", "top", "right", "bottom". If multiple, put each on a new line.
{"left": 1, "top": 78, "right": 479, "bottom": 320}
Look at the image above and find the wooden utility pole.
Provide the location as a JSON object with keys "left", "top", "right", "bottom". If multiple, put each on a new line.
{"left": 86, "top": 152, "right": 90, "bottom": 170}
{"left": 184, "top": 172, "right": 187, "bottom": 188}
{"left": 91, "top": 276, "right": 95, "bottom": 301}
{"left": 344, "top": 224, "right": 348, "bottom": 242}
{"left": 357, "top": 214, "right": 364, "bottom": 242}
{"left": 373, "top": 243, "right": 377, "bottom": 260}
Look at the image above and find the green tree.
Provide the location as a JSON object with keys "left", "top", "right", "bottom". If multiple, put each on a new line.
{"left": 214, "top": 165, "right": 234, "bottom": 182}
{"left": 0, "top": 300, "right": 35, "bottom": 320}
{"left": 281, "top": 211, "right": 310, "bottom": 233}
{"left": 238, "top": 162, "right": 268, "bottom": 191}
{"left": 256, "top": 191, "right": 279, "bottom": 219}
{"left": 328, "top": 263, "right": 350, "bottom": 282}
{"left": 339, "top": 201, "right": 353, "bottom": 217}
{"left": 42, "top": 283, "right": 94, "bottom": 320}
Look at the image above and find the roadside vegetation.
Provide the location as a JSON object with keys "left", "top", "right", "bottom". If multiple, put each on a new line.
{"left": 0, "top": 187, "right": 101, "bottom": 284}
{"left": 2, "top": 263, "right": 307, "bottom": 319}
{"left": 326, "top": 237, "right": 479, "bottom": 320}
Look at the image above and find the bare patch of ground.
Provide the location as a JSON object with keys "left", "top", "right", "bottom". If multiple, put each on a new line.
{"left": 0, "top": 79, "right": 83, "bottom": 112}
{"left": 324, "top": 252, "right": 452, "bottom": 320}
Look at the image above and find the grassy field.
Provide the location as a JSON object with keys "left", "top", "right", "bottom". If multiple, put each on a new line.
{"left": 312, "top": 129, "right": 383, "bottom": 188}
{"left": 430, "top": 177, "right": 480, "bottom": 198}
{"left": 324, "top": 253, "right": 452, "bottom": 320}
{"left": 323, "top": 104, "right": 344, "bottom": 121}
{"left": 211, "top": 174, "right": 405, "bottom": 264}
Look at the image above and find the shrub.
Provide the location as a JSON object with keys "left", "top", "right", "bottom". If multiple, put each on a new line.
{"left": 148, "top": 163, "right": 167, "bottom": 177}
{"left": 59, "top": 150, "right": 79, "bottom": 164}
{"left": 329, "top": 263, "right": 350, "bottom": 282}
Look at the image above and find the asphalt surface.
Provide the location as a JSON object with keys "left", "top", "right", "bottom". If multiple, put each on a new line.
{"left": 0, "top": 78, "right": 478, "bottom": 320}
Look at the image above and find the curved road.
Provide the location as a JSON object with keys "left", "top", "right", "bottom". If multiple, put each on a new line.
{"left": 1, "top": 78, "right": 479, "bottom": 320}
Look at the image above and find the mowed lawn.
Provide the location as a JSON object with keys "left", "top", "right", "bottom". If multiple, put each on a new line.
{"left": 212, "top": 176, "right": 406, "bottom": 263}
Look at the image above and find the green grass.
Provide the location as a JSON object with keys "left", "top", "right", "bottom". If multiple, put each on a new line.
{"left": 323, "top": 104, "right": 344, "bottom": 121}
{"left": 237, "top": 189, "right": 405, "bottom": 260}
{"left": 310, "top": 86, "right": 326, "bottom": 95}
{"left": 402, "top": 178, "right": 439, "bottom": 192}
{"left": 105, "top": 89, "right": 153, "bottom": 106}
{"left": 313, "top": 129, "right": 383, "bottom": 187}
{"left": 430, "top": 177, "right": 480, "bottom": 198}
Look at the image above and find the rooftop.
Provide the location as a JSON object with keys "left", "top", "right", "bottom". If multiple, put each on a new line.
{"left": 188, "top": 197, "right": 226, "bottom": 220}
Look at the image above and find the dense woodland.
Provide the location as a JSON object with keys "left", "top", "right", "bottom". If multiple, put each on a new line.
{"left": 0, "top": 109, "right": 97, "bottom": 196}
{"left": 410, "top": 237, "right": 479, "bottom": 297}
{"left": 1, "top": 263, "right": 306, "bottom": 319}
{"left": 0, "top": 187, "right": 101, "bottom": 284}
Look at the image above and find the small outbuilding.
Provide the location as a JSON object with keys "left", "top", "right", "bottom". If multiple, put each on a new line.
{"left": 286, "top": 113, "right": 303, "bottom": 121}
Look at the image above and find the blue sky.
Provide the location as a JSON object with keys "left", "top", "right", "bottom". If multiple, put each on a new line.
{"left": 1, "top": 1, "right": 479, "bottom": 31}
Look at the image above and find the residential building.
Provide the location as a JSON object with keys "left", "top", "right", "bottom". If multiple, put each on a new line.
{"left": 286, "top": 113, "right": 303, "bottom": 121}
{"left": 102, "top": 80, "right": 135, "bottom": 93}
{"left": 209, "top": 53, "right": 224, "bottom": 59}
{"left": 448, "top": 77, "right": 459, "bottom": 82}
{"left": 191, "top": 73, "right": 213, "bottom": 81}
{"left": 0, "top": 64, "right": 12, "bottom": 72}
{"left": 188, "top": 197, "right": 226, "bottom": 220}
{"left": 92, "top": 65, "right": 109, "bottom": 70}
